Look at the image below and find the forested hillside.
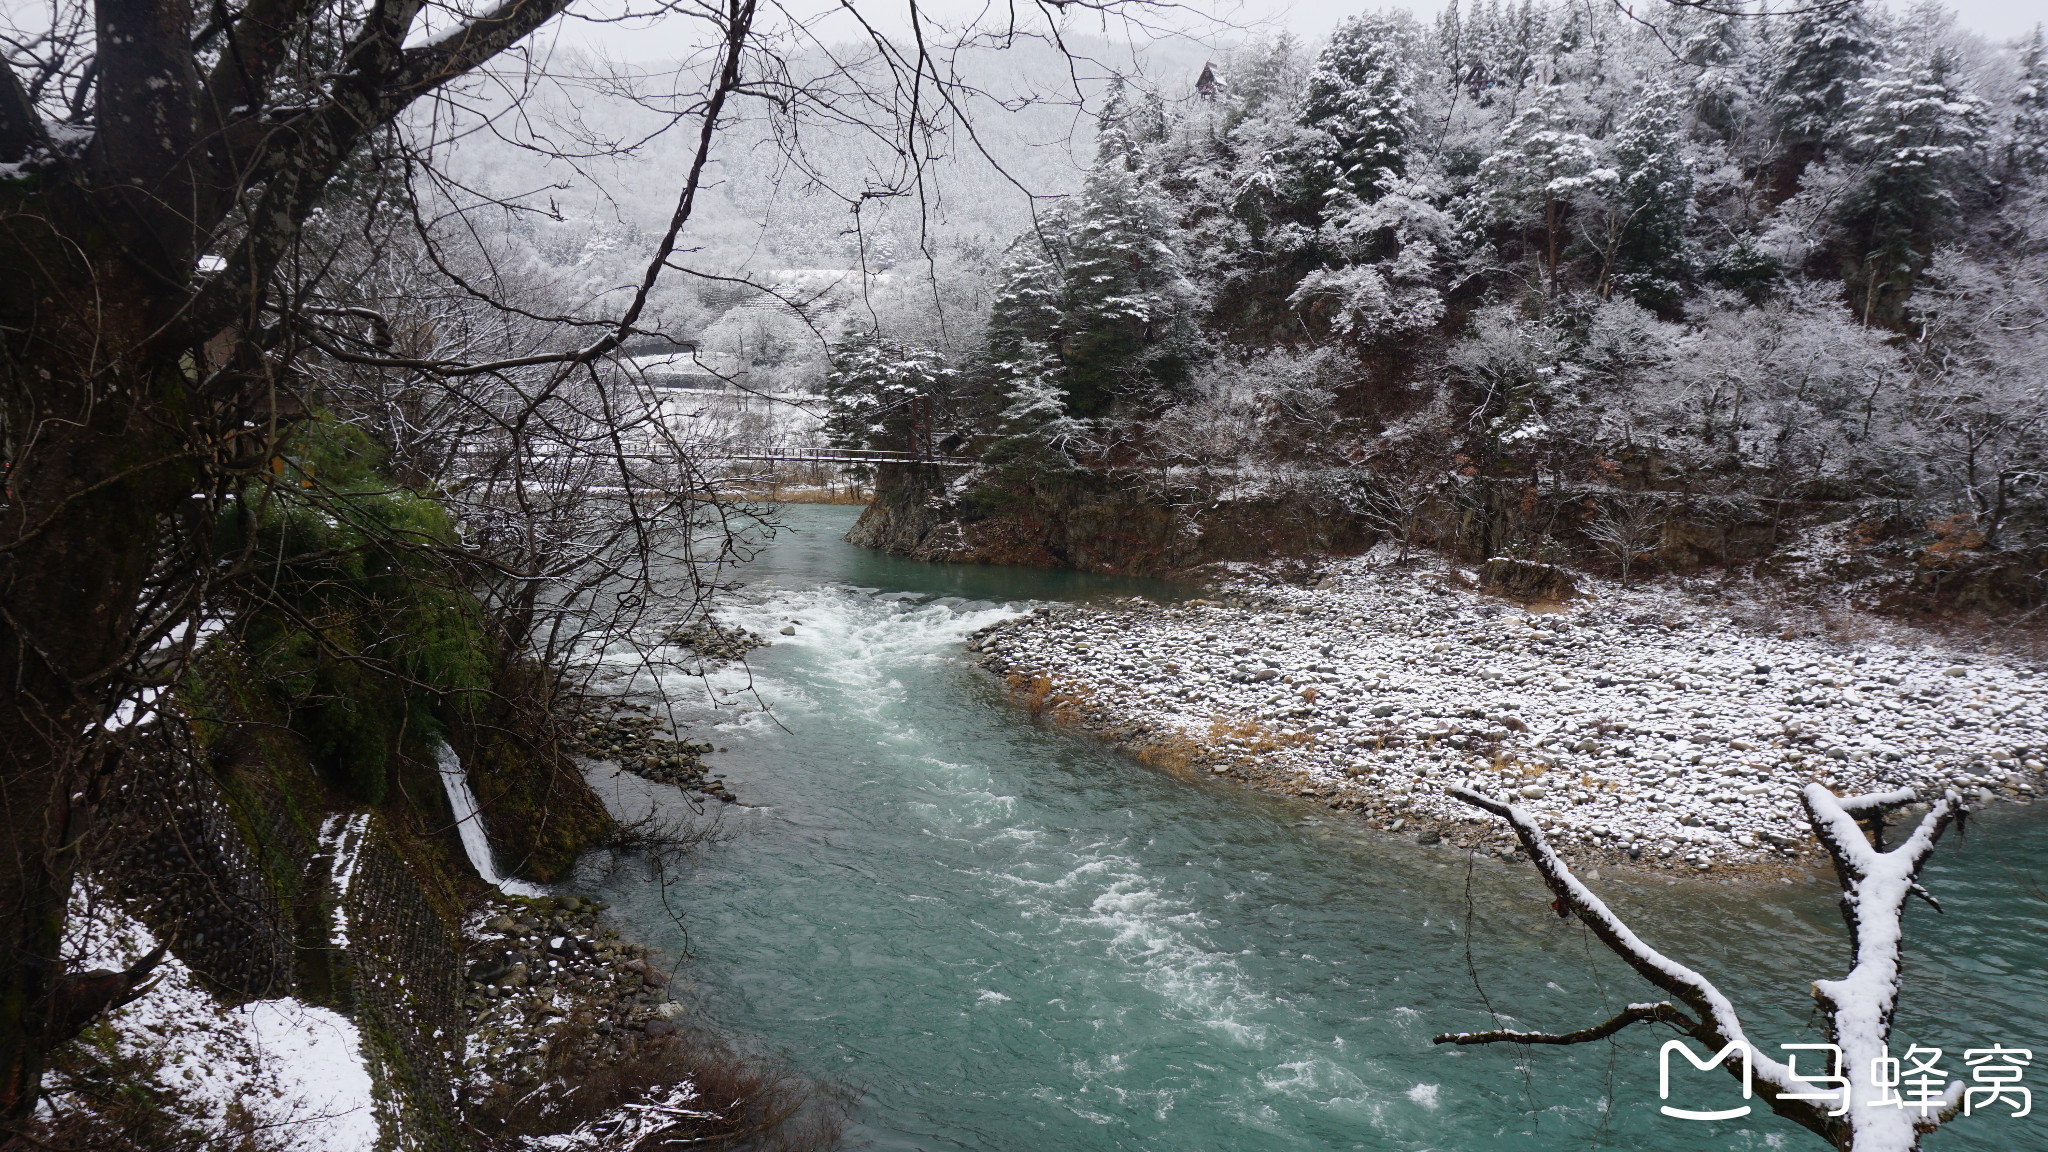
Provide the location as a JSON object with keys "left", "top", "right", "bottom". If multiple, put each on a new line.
{"left": 839, "top": 2, "right": 2048, "bottom": 609}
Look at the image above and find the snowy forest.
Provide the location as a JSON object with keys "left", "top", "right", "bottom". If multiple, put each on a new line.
{"left": 812, "top": 2, "right": 2048, "bottom": 596}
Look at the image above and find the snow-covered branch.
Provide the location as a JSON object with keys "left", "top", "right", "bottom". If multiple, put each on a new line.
{"left": 1801, "top": 783, "right": 1970, "bottom": 1148}
{"left": 1438, "top": 781, "right": 1974, "bottom": 1151}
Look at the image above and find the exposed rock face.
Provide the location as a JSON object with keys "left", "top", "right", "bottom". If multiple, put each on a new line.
{"left": 852, "top": 466, "right": 2048, "bottom": 617}
{"left": 1480, "top": 557, "right": 1578, "bottom": 601}
{"left": 847, "top": 466, "right": 1371, "bottom": 574}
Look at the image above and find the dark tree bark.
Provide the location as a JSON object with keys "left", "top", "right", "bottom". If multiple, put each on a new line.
{"left": 0, "top": 0, "right": 585, "bottom": 1120}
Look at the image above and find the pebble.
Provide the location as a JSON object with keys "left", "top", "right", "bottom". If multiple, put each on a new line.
{"left": 458, "top": 894, "right": 674, "bottom": 1095}
{"left": 565, "top": 702, "right": 735, "bottom": 804}
{"left": 665, "top": 617, "right": 768, "bottom": 661}
{"left": 968, "top": 555, "right": 2046, "bottom": 874}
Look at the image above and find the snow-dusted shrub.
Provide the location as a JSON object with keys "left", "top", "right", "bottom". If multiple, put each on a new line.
{"left": 1290, "top": 175, "right": 1452, "bottom": 341}
{"left": 1144, "top": 348, "right": 1345, "bottom": 468}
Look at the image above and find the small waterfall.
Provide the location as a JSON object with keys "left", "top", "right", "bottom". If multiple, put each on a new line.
{"left": 436, "top": 743, "right": 546, "bottom": 897}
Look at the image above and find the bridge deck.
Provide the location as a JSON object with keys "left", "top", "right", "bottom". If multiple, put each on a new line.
{"left": 625, "top": 447, "right": 978, "bottom": 468}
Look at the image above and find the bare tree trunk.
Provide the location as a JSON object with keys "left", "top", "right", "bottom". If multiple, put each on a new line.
{"left": 0, "top": 329, "right": 196, "bottom": 1116}
{"left": 0, "top": 0, "right": 587, "bottom": 1113}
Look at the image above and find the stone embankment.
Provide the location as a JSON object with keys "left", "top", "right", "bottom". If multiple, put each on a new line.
{"left": 970, "top": 555, "right": 2046, "bottom": 875}
{"left": 459, "top": 893, "right": 685, "bottom": 1099}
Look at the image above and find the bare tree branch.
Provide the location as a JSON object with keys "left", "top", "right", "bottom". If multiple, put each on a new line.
{"left": 1434, "top": 1001, "right": 1699, "bottom": 1046}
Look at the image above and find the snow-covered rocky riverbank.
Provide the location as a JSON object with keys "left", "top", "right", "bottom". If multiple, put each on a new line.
{"left": 969, "top": 554, "right": 2047, "bottom": 875}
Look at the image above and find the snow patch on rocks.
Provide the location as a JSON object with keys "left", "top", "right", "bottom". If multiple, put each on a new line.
{"left": 967, "top": 556, "right": 2045, "bottom": 873}
{"left": 55, "top": 893, "right": 379, "bottom": 1149}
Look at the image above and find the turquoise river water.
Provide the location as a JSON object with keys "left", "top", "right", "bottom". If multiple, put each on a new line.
{"left": 582, "top": 505, "right": 2048, "bottom": 1152}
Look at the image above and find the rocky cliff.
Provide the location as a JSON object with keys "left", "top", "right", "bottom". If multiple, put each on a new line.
{"left": 847, "top": 464, "right": 2048, "bottom": 617}
{"left": 846, "top": 465, "right": 1374, "bottom": 574}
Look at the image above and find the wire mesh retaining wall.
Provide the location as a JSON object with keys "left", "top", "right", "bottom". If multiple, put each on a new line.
{"left": 103, "top": 752, "right": 301, "bottom": 999}
{"left": 330, "top": 817, "right": 466, "bottom": 1152}
{"left": 103, "top": 729, "right": 467, "bottom": 1150}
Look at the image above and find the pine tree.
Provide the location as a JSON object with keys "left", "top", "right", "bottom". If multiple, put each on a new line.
{"left": 1838, "top": 44, "right": 1991, "bottom": 323}
{"left": 1096, "top": 80, "right": 1169, "bottom": 171}
{"left": 1453, "top": 0, "right": 1543, "bottom": 105}
{"left": 1058, "top": 164, "right": 1202, "bottom": 411}
{"left": 1300, "top": 14, "right": 1417, "bottom": 199}
{"left": 1225, "top": 117, "right": 1342, "bottom": 266}
{"left": 985, "top": 244, "right": 1086, "bottom": 464}
{"left": 821, "top": 332, "right": 954, "bottom": 452}
{"left": 1679, "top": 7, "right": 1752, "bottom": 142}
{"left": 1229, "top": 34, "right": 1306, "bottom": 124}
{"left": 1601, "top": 88, "right": 1695, "bottom": 311}
{"left": 2014, "top": 25, "right": 2048, "bottom": 176}
{"left": 1476, "top": 86, "right": 1607, "bottom": 296}
{"left": 987, "top": 339, "right": 1094, "bottom": 468}
{"left": 986, "top": 156, "right": 1200, "bottom": 428}
{"left": 1770, "top": 0, "right": 1879, "bottom": 150}
{"left": 1436, "top": 1, "right": 1470, "bottom": 98}
{"left": 987, "top": 239, "right": 1068, "bottom": 362}
{"left": 1289, "top": 176, "right": 1452, "bottom": 342}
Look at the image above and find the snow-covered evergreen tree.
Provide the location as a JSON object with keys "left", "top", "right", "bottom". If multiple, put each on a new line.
{"left": 1446, "top": 0, "right": 1544, "bottom": 105}
{"left": 1300, "top": 14, "right": 1419, "bottom": 199}
{"left": 1476, "top": 86, "right": 1608, "bottom": 295}
{"left": 1679, "top": 7, "right": 1754, "bottom": 143}
{"left": 1228, "top": 34, "right": 1309, "bottom": 125}
{"left": 821, "top": 333, "right": 955, "bottom": 452}
{"left": 987, "top": 338, "right": 1095, "bottom": 468}
{"left": 1838, "top": 43, "right": 1991, "bottom": 321}
{"left": 1600, "top": 88, "right": 1695, "bottom": 310}
{"left": 1290, "top": 176, "right": 1452, "bottom": 341}
{"left": 2013, "top": 25, "right": 2048, "bottom": 176}
{"left": 986, "top": 139, "right": 1201, "bottom": 435}
{"left": 1227, "top": 116, "right": 1342, "bottom": 265}
{"left": 1770, "top": 0, "right": 1880, "bottom": 153}
{"left": 1096, "top": 80, "right": 1169, "bottom": 172}
{"left": 1059, "top": 163, "right": 1202, "bottom": 410}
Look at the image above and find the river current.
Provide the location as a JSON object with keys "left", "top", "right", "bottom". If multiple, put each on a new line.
{"left": 581, "top": 505, "right": 2048, "bottom": 1152}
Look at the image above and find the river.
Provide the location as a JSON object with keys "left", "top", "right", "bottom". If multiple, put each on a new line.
{"left": 581, "top": 504, "right": 2048, "bottom": 1151}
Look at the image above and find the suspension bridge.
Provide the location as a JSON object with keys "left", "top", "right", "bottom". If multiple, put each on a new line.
{"left": 627, "top": 445, "right": 979, "bottom": 469}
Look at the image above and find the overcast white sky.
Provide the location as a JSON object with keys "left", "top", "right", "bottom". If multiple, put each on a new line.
{"left": 558, "top": 0, "right": 2045, "bottom": 64}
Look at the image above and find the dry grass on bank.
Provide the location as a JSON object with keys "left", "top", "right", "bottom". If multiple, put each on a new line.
{"left": 469, "top": 1024, "right": 845, "bottom": 1152}
{"left": 1007, "top": 672, "right": 1095, "bottom": 725}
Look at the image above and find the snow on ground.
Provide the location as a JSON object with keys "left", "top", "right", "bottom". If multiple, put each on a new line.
{"left": 56, "top": 894, "right": 380, "bottom": 1150}
{"left": 974, "top": 552, "right": 2045, "bottom": 873}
